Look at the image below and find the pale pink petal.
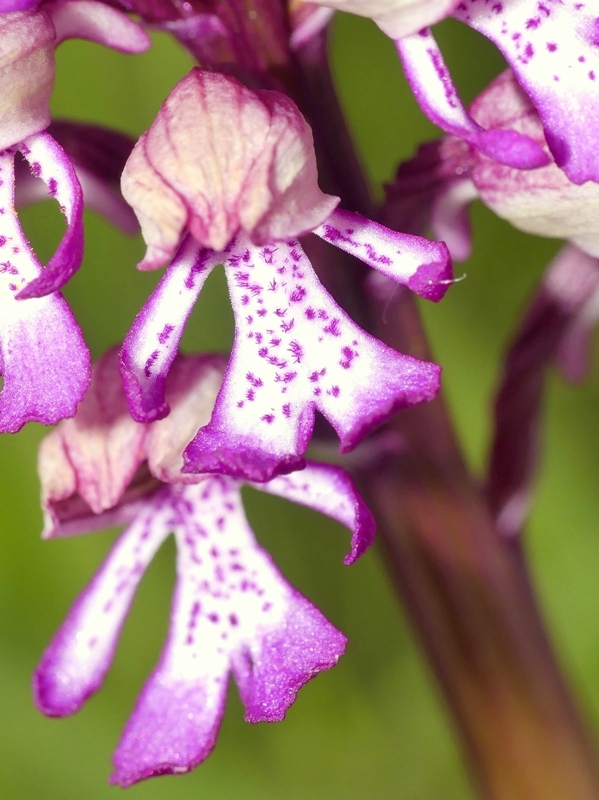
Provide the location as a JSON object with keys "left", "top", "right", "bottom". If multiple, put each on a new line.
{"left": 121, "top": 68, "right": 338, "bottom": 268}
{"left": 119, "top": 236, "right": 223, "bottom": 422}
{"left": 289, "top": 2, "right": 334, "bottom": 49}
{"left": 254, "top": 460, "right": 375, "bottom": 564}
{"left": 34, "top": 492, "right": 171, "bottom": 716}
{"left": 145, "top": 354, "right": 226, "bottom": 484}
{"left": 0, "top": 10, "right": 55, "bottom": 150}
{"left": 112, "top": 477, "right": 345, "bottom": 785}
{"left": 309, "top": 0, "right": 461, "bottom": 38}
{"left": 313, "top": 207, "right": 452, "bottom": 301}
{"left": 397, "top": 29, "right": 549, "bottom": 169}
{"left": 430, "top": 177, "right": 477, "bottom": 261}
{"left": 50, "top": 0, "right": 151, "bottom": 51}
{"left": 455, "top": 0, "right": 599, "bottom": 184}
{"left": 15, "top": 132, "right": 84, "bottom": 299}
{"left": 57, "top": 348, "right": 148, "bottom": 515}
{"left": 183, "top": 237, "right": 441, "bottom": 482}
{"left": 469, "top": 71, "right": 599, "bottom": 255}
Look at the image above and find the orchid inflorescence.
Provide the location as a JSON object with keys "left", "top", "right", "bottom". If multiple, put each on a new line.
{"left": 3, "top": 0, "right": 599, "bottom": 794}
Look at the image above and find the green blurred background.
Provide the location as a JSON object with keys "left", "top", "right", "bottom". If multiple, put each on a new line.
{"left": 2, "top": 13, "right": 599, "bottom": 799}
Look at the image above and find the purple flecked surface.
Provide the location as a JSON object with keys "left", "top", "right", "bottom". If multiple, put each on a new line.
{"left": 234, "top": 590, "right": 346, "bottom": 723}
{"left": 15, "top": 133, "right": 84, "bottom": 299}
{"left": 37, "top": 470, "right": 352, "bottom": 785}
{"left": 120, "top": 237, "right": 222, "bottom": 422}
{"left": 314, "top": 207, "right": 453, "bottom": 302}
{"left": 454, "top": 0, "right": 599, "bottom": 184}
{"left": 397, "top": 28, "right": 549, "bottom": 171}
{"left": 182, "top": 236, "right": 441, "bottom": 482}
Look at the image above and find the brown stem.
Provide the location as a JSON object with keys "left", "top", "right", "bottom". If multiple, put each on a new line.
{"left": 358, "top": 288, "right": 599, "bottom": 799}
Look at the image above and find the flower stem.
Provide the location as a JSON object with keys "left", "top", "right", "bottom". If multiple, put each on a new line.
{"left": 294, "top": 30, "right": 599, "bottom": 800}
{"left": 359, "top": 287, "right": 599, "bottom": 799}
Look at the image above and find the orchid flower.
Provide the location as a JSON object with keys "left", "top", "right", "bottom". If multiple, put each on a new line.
{"left": 312, "top": 0, "right": 599, "bottom": 183}
{"left": 0, "top": 1, "right": 149, "bottom": 430}
{"left": 0, "top": 132, "right": 91, "bottom": 430}
{"left": 0, "top": 1, "right": 150, "bottom": 152}
{"left": 34, "top": 348, "right": 375, "bottom": 786}
{"left": 387, "top": 70, "right": 599, "bottom": 261}
{"left": 119, "top": 67, "right": 451, "bottom": 482}
{"left": 386, "top": 68, "right": 599, "bottom": 537}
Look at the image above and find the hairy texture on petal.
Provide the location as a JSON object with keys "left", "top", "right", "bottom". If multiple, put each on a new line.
{"left": 469, "top": 71, "right": 599, "bottom": 256}
{"left": 111, "top": 478, "right": 345, "bottom": 786}
{"left": 254, "top": 460, "right": 375, "bottom": 564}
{"left": 120, "top": 237, "right": 223, "bottom": 421}
{"left": 0, "top": 146, "right": 89, "bottom": 432}
{"left": 49, "top": 0, "right": 151, "bottom": 51}
{"left": 455, "top": 0, "right": 599, "bottom": 185}
{"left": 310, "top": 0, "right": 461, "bottom": 38}
{"left": 182, "top": 237, "right": 440, "bottom": 482}
{"left": 314, "top": 207, "right": 452, "bottom": 301}
{"left": 397, "top": 29, "right": 549, "bottom": 170}
{"left": 121, "top": 68, "right": 338, "bottom": 269}
{"left": 487, "top": 245, "right": 599, "bottom": 539}
{"left": 15, "top": 132, "right": 84, "bottom": 297}
{"left": 0, "top": 10, "right": 55, "bottom": 149}
{"left": 34, "top": 493, "right": 171, "bottom": 716}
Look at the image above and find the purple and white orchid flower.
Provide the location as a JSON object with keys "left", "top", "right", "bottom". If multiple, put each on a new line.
{"left": 119, "top": 67, "right": 451, "bottom": 482}
{"left": 387, "top": 70, "right": 599, "bottom": 261}
{"left": 312, "top": 0, "right": 599, "bottom": 183}
{"left": 0, "top": 0, "right": 149, "bottom": 430}
{"left": 34, "top": 348, "right": 375, "bottom": 786}
{"left": 0, "top": 0, "right": 150, "bottom": 152}
{"left": 386, "top": 68, "right": 599, "bottom": 537}
{"left": 0, "top": 132, "right": 90, "bottom": 430}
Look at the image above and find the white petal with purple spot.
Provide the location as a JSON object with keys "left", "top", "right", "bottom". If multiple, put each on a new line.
{"left": 183, "top": 236, "right": 441, "bottom": 481}
{"left": 109, "top": 477, "right": 346, "bottom": 785}
{"left": 0, "top": 141, "right": 89, "bottom": 430}
{"left": 454, "top": 0, "right": 599, "bottom": 183}
{"left": 397, "top": 28, "right": 549, "bottom": 170}
{"left": 120, "top": 236, "right": 224, "bottom": 422}
{"left": 255, "top": 460, "right": 375, "bottom": 564}
{"left": 313, "top": 207, "right": 453, "bottom": 301}
{"left": 34, "top": 491, "right": 172, "bottom": 716}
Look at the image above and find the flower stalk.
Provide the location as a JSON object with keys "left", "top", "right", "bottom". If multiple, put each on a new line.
{"left": 292, "top": 25, "right": 599, "bottom": 800}
{"left": 358, "top": 286, "right": 599, "bottom": 799}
